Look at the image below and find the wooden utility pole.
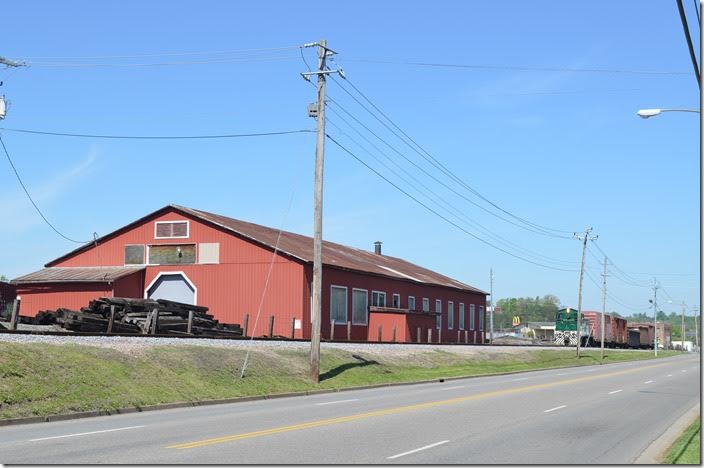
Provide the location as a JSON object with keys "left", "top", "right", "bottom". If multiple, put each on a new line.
{"left": 652, "top": 279, "right": 659, "bottom": 357}
{"left": 600, "top": 256, "right": 608, "bottom": 363}
{"left": 574, "top": 228, "right": 597, "bottom": 358}
{"left": 693, "top": 305, "right": 699, "bottom": 350}
{"left": 301, "top": 39, "right": 345, "bottom": 383}
{"left": 309, "top": 39, "right": 328, "bottom": 383}
{"left": 681, "top": 301, "right": 686, "bottom": 352}
{"left": 489, "top": 268, "right": 494, "bottom": 345}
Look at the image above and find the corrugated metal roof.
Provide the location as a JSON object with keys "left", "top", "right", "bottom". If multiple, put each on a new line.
{"left": 13, "top": 266, "right": 144, "bottom": 284}
{"left": 173, "top": 205, "right": 486, "bottom": 294}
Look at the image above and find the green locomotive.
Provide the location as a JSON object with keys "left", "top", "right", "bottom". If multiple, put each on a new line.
{"left": 554, "top": 307, "right": 588, "bottom": 346}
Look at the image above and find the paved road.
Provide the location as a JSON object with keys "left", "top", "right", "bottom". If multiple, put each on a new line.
{"left": 0, "top": 354, "right": 699, "bottom": 464}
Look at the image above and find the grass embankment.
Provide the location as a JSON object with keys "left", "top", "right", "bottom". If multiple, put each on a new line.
{"left": 0, "top": 343, "right": 677, "bottom": 420}
{"left": 663, "top": 417, "right": 701, "bottom": 464}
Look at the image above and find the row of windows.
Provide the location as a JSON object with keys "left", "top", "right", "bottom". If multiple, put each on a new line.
{"left": 330, "top": 285, "right": 484, "bottom": 330}
{"left": 124, "top": 243, "right": 219, "bottom": 265}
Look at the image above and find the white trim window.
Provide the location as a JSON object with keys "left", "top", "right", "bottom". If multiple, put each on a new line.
{"left": 372, "top": 291, "right": 386, "bottom": 307}
{"left": 330, "top": 285, "right": 348, "bottom": 323}
{"left": 155, "top": 220, "right": 189, "bottom": 239}
{"left": 124, "top": 244, "right": 145, "bottom": 265}
{"left": 422, "top": 298, "right": 430, "bottom": 313}
{"left": 435, "top": 299, "right": 442, "bottom": 329}
{"left": 392, "top": 293, "right": 401, "bottom": 308}
{"left": 408, "top": 296, "right": 416, "bottom": 311}
{"left": 352, "top": 288, "right": 368, "bottom": 325}
{"left": 469, "top": 304, "right": 476, "bottom": 330}
{"left": 447, "top": 301, "right": 454, "bottom": 330}
{"left": 479, "top": 305, "right": 485, "bottom": 331}
{"left": 459, "top": 303, "right": 465, "bottom": 330}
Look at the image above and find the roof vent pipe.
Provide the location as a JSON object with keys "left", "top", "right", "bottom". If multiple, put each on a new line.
{"left": 374, "top": 241, "right": 382, "bottom": 255}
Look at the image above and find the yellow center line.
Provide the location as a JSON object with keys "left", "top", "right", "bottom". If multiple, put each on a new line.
{"left": 167, "top": 361, "right": 674, "bottom": 450}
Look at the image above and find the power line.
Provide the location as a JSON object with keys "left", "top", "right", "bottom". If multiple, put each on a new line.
{"left": 0, "top": 134, "right": 91, "bottom": 244}
{"left": 18, "top": 45, "right": 301, "bottom": 60}
{"left": 343, "top": 58, "right": 693, "bottom": 76}
{"left": 325, "top": 95, "right": 573, "bottom": 240}
{"left": 326, "top": 133, "right": 577, "bottom": 272}
{"left": 326, "top": 115, "right": 579, "bottom": 268}
{"left": 328, "top": 74, "right": 575, "bottom": 238}
{"left": 0, "top": 127, "right": 314, "bottom": 140}
{"left": 585, "top": 269, "right": 643, "bottom": 312}
{"left": 24, "top": 55, "right": 299, "bottom": 68}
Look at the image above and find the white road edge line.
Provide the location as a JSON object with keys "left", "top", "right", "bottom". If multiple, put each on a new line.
{"left": 387, "top": 440, "right": 450, "bottom": 459}
{"left": 440, "top": 386, "right": 465, "bottom": 391}
{"left": 644, "top": 380, "right": 654, "bottom": 384}
{"left": 667, "top": 374, "right": 673, "bottom": 377}
{"left": 30, "top": 425, "right": 145, "bottom": 442}
{"left": 608, "top": 390, "right": 623, "bottom": 395}
{"left": 556, "top": 373, "right": 569, "bottom": 376}
{"left": 315, "top": 399, "right": 359, "bottom": 406}
{"left": 544, "top": 405, "right": 567, "bottom": 413}
{"left": 682, "top": 370, "right": 687, "bottom": 373}
{"left": 511, "top": 378, "right": 528, "bottom": 382}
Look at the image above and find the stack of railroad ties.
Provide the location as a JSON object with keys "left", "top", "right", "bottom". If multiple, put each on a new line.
{"left": 35, "top": 297, "right": 243, "bottom": 337}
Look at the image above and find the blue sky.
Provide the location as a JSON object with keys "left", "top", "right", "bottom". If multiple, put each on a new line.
{"left": 0, "top": 1, "right": 700, "bottom": 316}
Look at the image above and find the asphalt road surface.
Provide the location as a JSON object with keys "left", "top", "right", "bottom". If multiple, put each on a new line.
{"left": 0, "top": 353, "right": 699, "bottom": 464}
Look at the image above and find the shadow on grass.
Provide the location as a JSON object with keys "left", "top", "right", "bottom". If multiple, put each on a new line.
{"left": 320, "top": 354, "right": 380, "bottom": 382}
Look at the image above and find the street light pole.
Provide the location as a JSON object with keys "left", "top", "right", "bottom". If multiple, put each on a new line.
{"left": 637, "top": 108, "right": 700, "bottom": 118}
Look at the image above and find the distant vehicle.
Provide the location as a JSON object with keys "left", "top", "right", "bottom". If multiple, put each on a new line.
{"left": 554, "top": 308, "right": 588, "bottom": 346}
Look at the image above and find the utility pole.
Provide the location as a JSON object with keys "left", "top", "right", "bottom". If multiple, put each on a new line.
{"left": 693, "top": 305, "right": 699, "bottom": 351}
{"left": 489, "top": 268, "right": 494, "bottom": 345}
{"left": 651, "top": 279, "right": 659, "bottom": 357}
{"left": 681, "top": 301, "right": 686, "bottom": 352}
{"left": 600, "top": 256, "right": 608, "bottom": 363}
{"left": 574, "top": 227, "right": 597, "bottom": 358}
{"left": 0, "top": 56, "right": 27, "bottom": 121}
{"left": 300, "top": 40, "right": 343, "bottom": 383}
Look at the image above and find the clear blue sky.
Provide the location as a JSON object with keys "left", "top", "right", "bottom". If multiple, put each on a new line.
{"left": 1, "top": 1, "right": 699, "bottom": 316}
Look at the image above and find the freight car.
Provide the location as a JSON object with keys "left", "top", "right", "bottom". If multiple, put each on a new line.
{"left": 581, "top": 311, "right": 628, "bottom": 348}
{"left": 555, "top": 308, "right": 655, "bottom": 349}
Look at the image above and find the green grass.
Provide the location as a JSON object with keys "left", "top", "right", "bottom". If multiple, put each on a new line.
{"left": 663, "top": 417, "right": 701, "bottom": 464}
{"left": 0, "top": 343, "right": 678, "bottom": 420}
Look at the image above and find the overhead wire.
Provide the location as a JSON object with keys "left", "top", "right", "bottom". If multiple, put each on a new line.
{"left": 342, "top": 58, "right": 693, "bottom": 76}
{"left": 325, "top": 133, "right": 577, "bottom": 272}
{"left": 0, "top": 127, "right": 314, "bottom": 140}
{"left": 0, "top": 133, "right": 91, "bottom": 244}
{"left": 326, "top": 110, "right": 580, "bottom": 268}
{"left": 327, "top": 74, "right": 575, "bottom": 238}
{"left": 19, "top": 45, "right": 302, "bottom": 60}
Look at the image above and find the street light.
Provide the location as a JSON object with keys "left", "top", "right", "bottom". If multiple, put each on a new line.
{"left": 637, "top": 108, "right": 700, "bottom": 118}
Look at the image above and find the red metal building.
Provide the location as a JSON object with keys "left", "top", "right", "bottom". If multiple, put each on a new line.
{"left": 13, "top": 205, "right": 487, "bottom": 343}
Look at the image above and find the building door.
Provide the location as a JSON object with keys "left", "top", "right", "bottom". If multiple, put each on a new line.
{"left": 147, "top": 273, "right": 195, "bottom": 304}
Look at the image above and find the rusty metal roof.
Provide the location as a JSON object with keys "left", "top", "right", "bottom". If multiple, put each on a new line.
{"left": 174, "top": 205, "right": 486, "bottom": 294}
{"left": 13, "top": 266, "right": 144, "bottom": 284}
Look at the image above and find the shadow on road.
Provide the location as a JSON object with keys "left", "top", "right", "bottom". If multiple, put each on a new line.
{"left": 320, "top": 354, "right": 380, "bottom": 382}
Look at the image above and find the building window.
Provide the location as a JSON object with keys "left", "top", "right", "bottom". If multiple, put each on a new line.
{"left": 124, "top": 245, "right": 145, "bottom": 265}
{"left": 148, "top": 244, "right": 196, "bottom": 265}
{"left": 155, "top": 221, "right": 189, "bottom": 239}
{"left": 198, "top": 243, "right": 220, "bottom": 264}
{"left": 352, "top": 288, "right": 368, "bottom": 325}
{"left": 372, "top": 291, "right": 386, "bottom": 307}
{"left": 448, "top": 301, "right": 454, "bottom": 330}
{"left": 422, "top": 298, "right": 429, "bottom": 313}
{"left": 459, "top": 303, "right": 465, "bottom": 330}
{"left": 469, "top": 304, "right": 476, "bottom": 330}
{"left": 408, "top": 296, "right": 416, "bottom": 311}
{"left": 479, "top": 305, "right": 485, "bottom": 331}
{"left": 331, "top": 286, "right": 348, "bottom": 323}
{"left": 435, "top": 299, "right": 442, "bottom": 329}
{"left": 392, "top": 293, "right": 400, "bottom": 308}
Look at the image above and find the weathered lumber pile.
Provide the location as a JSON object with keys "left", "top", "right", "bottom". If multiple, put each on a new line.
{"left": 42, "top": 297, "right": 243, "bottom": 337}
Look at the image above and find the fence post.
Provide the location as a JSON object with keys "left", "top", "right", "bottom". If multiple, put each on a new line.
{"left": 243, "top": 313, "right": 249, "bottom": 337}
{"left": 428, "top": 328, "right": 432, "bottom": 343}
{"left": 187, "top": 310, "right": 194, "bottom": 335}
{"left": 268, "top": 315, "right": 275, "bottom": 338}
{"left": 392, "top": 326, "right": 397, "bottom": 343}
{"left": 330, "top": 319, "right": 335, "bottom": 341}
{"left": 378, "top": 325, "right": 383, "bottom": 342}
{"left": 9, "top": 297, "right": 20, "bottom": 331}
{"left": 290, "top": 317, "right": 296, "bottom": 339}
{"left": 465, "top": 330, "right": 468, "bottom": 344}
{"left": 107, "top": 305, "right": 116, "bottom": 333}
{"left": 457, "top": 330, "right": 461, "bottom": 343}
{"left": 417, "top": 327, "right": 421, "bottom": 343}
{"left": 438, "top": 328, "right": 442, "bottom": 343}
{"left": 150, "top": 308, "right": 159, "bottom": 335}
{"left": 347, "top": 321, "right": 352, "bottom": 341}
